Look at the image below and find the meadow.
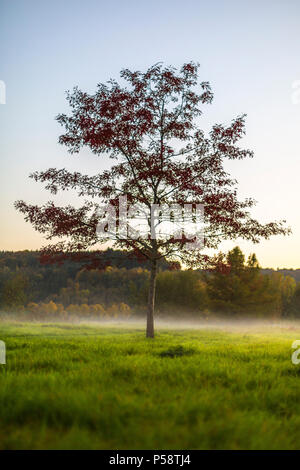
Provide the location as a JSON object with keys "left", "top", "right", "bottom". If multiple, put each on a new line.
{"left": 1, "top": 320, "right": 300, "bottom": 450}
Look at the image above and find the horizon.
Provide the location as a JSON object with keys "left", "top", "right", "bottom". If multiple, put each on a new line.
{"left": 1, "top": 247, "right": 300, "bottom": 272}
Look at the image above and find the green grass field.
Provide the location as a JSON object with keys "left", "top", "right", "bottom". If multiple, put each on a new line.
{"left": 1, "top": 321, "right": 300, "bottom": 450}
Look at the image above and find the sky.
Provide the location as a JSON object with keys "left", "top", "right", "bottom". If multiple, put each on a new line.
{"left": 0, "top": 0, "right": 300, "bottom": 268}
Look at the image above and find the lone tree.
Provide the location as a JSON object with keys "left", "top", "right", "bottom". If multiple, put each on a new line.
{"left": 15, "top": 62, "right": 289, "bottom": 337}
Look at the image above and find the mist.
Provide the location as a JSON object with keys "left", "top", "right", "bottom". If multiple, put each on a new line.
{"left": 2, "top": 311, "right": 300, "bottom": 335}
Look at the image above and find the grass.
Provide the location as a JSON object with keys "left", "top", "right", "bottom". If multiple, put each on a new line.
{"left": 1, "top": 320, "right": 300, "bottom": 449}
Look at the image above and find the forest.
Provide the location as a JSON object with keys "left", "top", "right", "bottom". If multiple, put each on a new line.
{"left": 0, "top": 247, "right": 299, "bottom": 320}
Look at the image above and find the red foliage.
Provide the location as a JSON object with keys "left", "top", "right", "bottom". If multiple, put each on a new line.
{"left": 15, "top": 62, "right": 290, "bottom": 271}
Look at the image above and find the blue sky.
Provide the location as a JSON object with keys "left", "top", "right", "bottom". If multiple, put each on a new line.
{"left": 0, "top": 0, "right": 300, "bottom": 268}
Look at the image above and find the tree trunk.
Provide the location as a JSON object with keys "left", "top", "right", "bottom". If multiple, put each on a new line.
{"left": 146, "top": 258, "right": 157, "bottom": 338}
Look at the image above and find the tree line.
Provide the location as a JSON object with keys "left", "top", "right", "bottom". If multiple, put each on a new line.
{"left": 0, "top": 247, "right": 299, "bottom": 320}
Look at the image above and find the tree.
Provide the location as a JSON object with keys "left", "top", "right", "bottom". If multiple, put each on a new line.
{"left": 15, "top": 62, "right": 290, "bottom": 337}
{"left": 1, "top": 273, "right": 28, "bottom": 309}
{"left": 207, "top": 247, "right": 249, "bottom": 315}
{"left": 206, "top": 247, "right": 294, "bottom": 317}
{"left": 156, "top": 270, "right": 209, "bottom": 315}
{"left": 289, "top": 283, "right": 300, "bottom": 317}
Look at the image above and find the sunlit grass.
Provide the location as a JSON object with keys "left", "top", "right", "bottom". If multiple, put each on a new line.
{"left": 0, "top": 321, "right": 300, "bottom": 449}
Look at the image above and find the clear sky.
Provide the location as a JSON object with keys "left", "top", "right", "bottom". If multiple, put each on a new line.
{"left": 0, "top": 0, "right": 300, "bottom": 268}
